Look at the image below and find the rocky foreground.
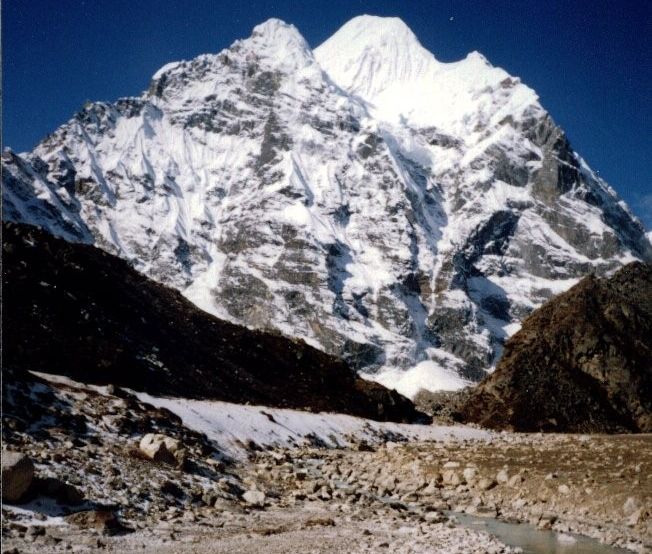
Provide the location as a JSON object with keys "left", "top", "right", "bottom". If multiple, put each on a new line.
{"left": 2, "top": 372, "right": 651, "bottom": 553}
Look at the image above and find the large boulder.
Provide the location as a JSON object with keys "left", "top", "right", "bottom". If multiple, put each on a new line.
{"left": 65, "top": 509, "right": 126, "bottom": 535}
{"left": 34, "top": 476, "right": 84, "bottom": 505}
{"left": 2, "top": 451, "right": 34, "bottom": 503}
{"left": 139, "top": 434, "right": 186, "bottom": 467}
{"left": 242, "top": 489, "right": 266, "bottom": 507}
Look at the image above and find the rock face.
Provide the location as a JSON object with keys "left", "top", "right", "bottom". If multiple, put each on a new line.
{"left": 456, "top": 262, "right": 652, "bottom": 432}
{"left": 2, "top": 221, "right": 423, "bottom": 423}
{"left": 1, "top": 451, "right": 34, "bottom": 503}
{"left": 2, "top": 17, "right": 650, "bottom": 393}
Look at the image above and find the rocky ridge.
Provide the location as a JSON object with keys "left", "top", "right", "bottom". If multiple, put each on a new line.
{"left": 2, "top": 221, "right": 421, "bottom": 422}
{"left": 455, "top": 261, "right": 652, "bottom": 432}
{"left": 3, "top": 16, "right": 651, "bottom": 393}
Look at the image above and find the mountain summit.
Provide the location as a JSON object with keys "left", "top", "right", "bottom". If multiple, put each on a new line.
{"left": 3, "top": 16, "right": 651, "bottom": 396}
{"left": 315, "top": 15, "right": 535, "bottom": 132}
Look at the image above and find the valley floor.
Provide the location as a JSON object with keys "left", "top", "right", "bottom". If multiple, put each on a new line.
{"left": 2, "top": 374, "right": 651, "bottom": 553}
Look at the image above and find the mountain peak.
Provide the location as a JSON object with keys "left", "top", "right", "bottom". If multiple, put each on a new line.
{"left": 247, "top": 18, "right": 314, "bottom": 71}
{"left": 336, "top": 15, "right": 421, "bottom": 43}
{"left": 251, "top": 18, "right": 303, "bottom": 41}
{"left": 315, "top": 15, "right": 437, "bottom": 108}
{"left": 316, "top": 15, "right": 537, "bottom": 130}
{"left": 250, "top": 18, "right": 309, "bottom": 52}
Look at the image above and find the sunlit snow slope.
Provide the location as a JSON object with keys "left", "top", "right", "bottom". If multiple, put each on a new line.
{"left": 3, "top": 16, "right": 651, "bottom": 397}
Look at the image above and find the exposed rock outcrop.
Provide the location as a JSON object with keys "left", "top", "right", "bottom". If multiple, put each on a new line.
{"left": 456, "top": 262, "right": 652, "bottom": 432}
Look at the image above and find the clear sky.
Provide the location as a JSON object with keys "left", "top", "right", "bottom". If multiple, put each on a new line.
{"left": 3, "top": 0, "right": 651, "bottom": 228}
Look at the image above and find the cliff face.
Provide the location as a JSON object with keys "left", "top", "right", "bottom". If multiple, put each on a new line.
{"left": 2, "top": 221, "right": 423, "bottom": 423}
{"left": 457, "top": 262, "right": 652, "bottom": 432}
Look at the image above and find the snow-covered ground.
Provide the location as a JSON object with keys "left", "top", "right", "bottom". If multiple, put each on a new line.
{"left": 32, "top": 371, "right": 492, "bottom": 460}
{"left": 131, "top": 391, "right": 492, "bottom": 459}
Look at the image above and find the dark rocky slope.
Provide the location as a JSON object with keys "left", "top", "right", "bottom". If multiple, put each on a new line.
{"left": 2, "top": 221, "right": 423, "bottom": 423}
{"left": 456, "top": 262, "right": 652, "bottom": 432}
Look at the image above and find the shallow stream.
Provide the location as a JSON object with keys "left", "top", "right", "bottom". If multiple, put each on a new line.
{"left": 452, "top": 512, "right": 632, "bottom": 554}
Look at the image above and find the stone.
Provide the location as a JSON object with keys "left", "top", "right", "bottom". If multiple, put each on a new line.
{"left": 242, "top": 490, "right": 266, "bottom": 507}
{"left": 65, "top": 510, "right": 126, "bottom": 535}
{"left": 477, "top": 477, "right": 497, "bottom": 491}
{"left": 557, "top": 484, "right": 570, "bottom": 495}
{"left": 626, "top": 508, "right": 645, "bottom": 527}
{"left": 35, "top": 477, "right": 84, "bottom": 505}
{"left": 496, "top": 469, "right": 509, "bottom": 484}
{"left": 475, "top": 505, "right": 498, "bottom": 517}
{"left": 424, "top": 511, "right": 446, "bottom": 524}
{"left": 1, "top": 451, "right": 34, "bottom": 502}
{"left": 623, "top": 496, "right": 641, "bottom": 516}
{"left": 462, "top": 467, "right": 478, "bottom": 483}
{"left": 419, "top": 481, "right": 439, "bottom": 497}
{"left": 160, "top": 480, "right": 184, "bottom": 498}
{"left": 442, "top": 470, "right": 461, "bottom": 487}
{"left": 507, "top": 474, "right": 523, "bottom": 487}
{"left": 139, "top": 434, "right": 186, "bottom": 467}
{"left": 537, "top": 513, "right": 557, "bottom": 530}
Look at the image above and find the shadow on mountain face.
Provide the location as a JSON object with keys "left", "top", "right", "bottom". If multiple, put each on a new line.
{"left": 2, "top": 221, "right": 426, "bottom": 424}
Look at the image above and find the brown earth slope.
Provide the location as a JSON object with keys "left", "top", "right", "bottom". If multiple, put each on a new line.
{"left": 2, "top": 221, "right": 424, "bottom": 423}
{"left": 457, "top": 262, "right": 652, "bottom": 432}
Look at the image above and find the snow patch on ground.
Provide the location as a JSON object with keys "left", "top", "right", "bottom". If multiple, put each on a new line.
{"left": 371, "top": 359, "right": 471, "bottom": 398}
{"left": 129, "top": 391, "right": 492, "bottom": 459}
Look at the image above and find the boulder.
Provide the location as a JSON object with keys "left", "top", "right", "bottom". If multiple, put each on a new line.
{"left": 2, "top": 451, "right": 34, "bottom": 503}
{"left": 538, "top": 513, "right": 557, "bottom": 530}
{"left": 442, "top": 470, "right": 461, "bottom": 486}
{"left": 35, "top": 477, "right": 84, "bottom": 505}
{"left": 65, "top": 510, "right": 126, "bottom": 535}
{"left": 627, "top": 508, "right": 646, "bottom": 527}
{"left": 424, "top": 511, "right": 446, "bottom": 523}
{"left": 463, "top": 467, "right": 478, "bottom": 484}
{"left": 623, "top": 496, "right": 641, "bottom": 516}
{"left": 507, "top": 474, "right": 523, "bottom": 487}
{"left": 139, "top": 434, "right": 186, "bottom": 467}
{"left": 242, "top": 489, "right": 266, "bottom": 507}
{"left": 476, "top": 477, "right": 497, "bottom": 491}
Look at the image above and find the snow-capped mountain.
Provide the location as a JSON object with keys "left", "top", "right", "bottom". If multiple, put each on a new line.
{"left": 3, "top": 16, "right": 650, "bottom": 397}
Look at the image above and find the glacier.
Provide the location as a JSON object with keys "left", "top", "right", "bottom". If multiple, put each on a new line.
{"left": 3, "top": 16, "right": 651, "bottom": 397}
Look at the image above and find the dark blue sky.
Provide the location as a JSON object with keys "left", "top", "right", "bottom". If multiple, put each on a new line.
{"left": 3, "top": 0, "right": 651, "bottom": 227}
